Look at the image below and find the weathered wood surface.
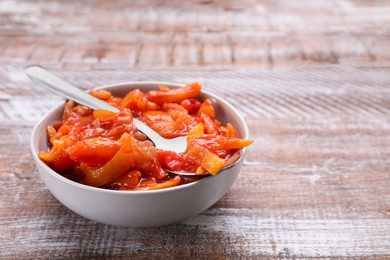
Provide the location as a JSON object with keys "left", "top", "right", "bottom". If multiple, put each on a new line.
{"left": 1, "top": 0, "right": 390, "bottom": 259}
{"left": 1, "top": 0, "right": 390, "bottom": 70}
{"left": 1, "top": 65, "right": 390, "bottom": 258}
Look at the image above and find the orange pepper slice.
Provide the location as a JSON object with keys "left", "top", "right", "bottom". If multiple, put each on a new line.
{"left": 185, "top": 143, "right": 225, "bottom": 175}
{"left": 134, "top": 176, "right": 183, "bottom": 191}
{"left": 146, "top": 82, "right": 201, "bottom": 104}
{"left": 81, "top": 133, "right": 134, "bottom": 187}
{"left": 68, "top": 137, "right": 121, "bottom": 166}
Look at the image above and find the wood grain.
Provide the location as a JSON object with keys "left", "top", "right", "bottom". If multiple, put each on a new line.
{"left": 1, "top": 65, "right": 389, "bottom": 258}
{"left": 1, "top": 0, "right": 390, "bottom": 70}
{"left": 1, "top": 0, "right": 390, "bottom": 258}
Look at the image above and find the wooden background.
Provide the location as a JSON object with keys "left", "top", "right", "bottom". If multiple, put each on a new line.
{"left": 1, "top": 0, "right": 390, "bottom": 259}
{"left": 1, "top": 0, "right": 390, "bottom": 70}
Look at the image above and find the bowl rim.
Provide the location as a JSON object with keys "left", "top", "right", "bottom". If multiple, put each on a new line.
{"left": 31, "top": 81, "right": 250, "bottom": 196}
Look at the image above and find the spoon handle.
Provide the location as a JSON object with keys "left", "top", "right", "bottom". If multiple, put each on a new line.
{"left": 26, "top": 66, "right": 119, "bottom": 113}
{"left": 25, "top": 66, "right": 171, "bottom": 149}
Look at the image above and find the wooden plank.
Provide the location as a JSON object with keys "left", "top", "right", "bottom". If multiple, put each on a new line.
{"left": 1, "top": 0, "right": 389, "bottom": 69}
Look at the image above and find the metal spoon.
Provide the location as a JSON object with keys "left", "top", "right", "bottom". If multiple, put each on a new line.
{"left": 26, "top": 66, "right": 188, "bottom": 150}
{"left": 26, "top": 66, "right": 239, "bottom": 176}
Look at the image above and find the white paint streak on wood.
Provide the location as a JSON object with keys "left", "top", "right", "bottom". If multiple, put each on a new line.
{"left": 183, "top": 211, "right": 389, "bottom": 257}
{"left": 309, "top": 165, "right": 321, "bottom": 185}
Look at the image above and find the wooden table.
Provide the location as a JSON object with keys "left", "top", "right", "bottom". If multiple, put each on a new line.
{"left": 1, "top": 0, "right": 389, "bottom": 258}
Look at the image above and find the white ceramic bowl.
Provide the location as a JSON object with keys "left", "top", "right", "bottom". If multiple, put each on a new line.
{"left": 31, "top": 82, "right": 250, "bottom": 227}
